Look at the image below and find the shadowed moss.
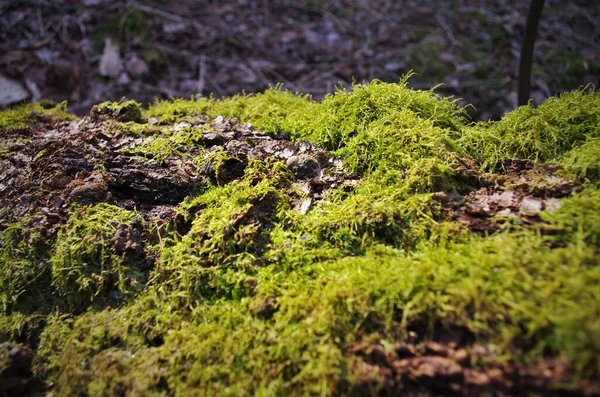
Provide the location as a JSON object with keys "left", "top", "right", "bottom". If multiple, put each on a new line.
{"left": 0, "top": 100, "right": 74, "bottom": 133}
{"left": 50, "top": 204, "right": 147, "bottom": 311}
{"left": 0, "top": 218, "right": 53, "bottom": 313}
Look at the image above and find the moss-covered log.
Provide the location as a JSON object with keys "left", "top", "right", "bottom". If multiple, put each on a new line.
{"left": 1, "top": 80, "right": 599, "bottom": 396}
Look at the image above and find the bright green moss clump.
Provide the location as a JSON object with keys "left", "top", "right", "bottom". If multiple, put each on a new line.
{"left": 91, "top": 100, "right": 143, "bottom": 123}
{"left": 0, "top": 100, "right": 74, "bottom": 133}
{"left": 460, "top": 88, "right": 600, "bottom": 171}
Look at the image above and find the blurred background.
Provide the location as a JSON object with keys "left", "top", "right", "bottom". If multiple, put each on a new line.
{"left": 0, "top": 0, "right": 598, "bottom": 120}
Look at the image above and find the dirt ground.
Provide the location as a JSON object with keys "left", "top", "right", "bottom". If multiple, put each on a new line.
{"left": 1, "top": 0, "right": 599, "bottom": 119}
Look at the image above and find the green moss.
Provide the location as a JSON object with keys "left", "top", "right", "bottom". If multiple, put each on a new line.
{"left": 560, "top": 137, "right": 600, "bottom": 184}
{"left": 127, "top": 123, "right": 206, "bottom": 165}
{"left": 299, "top": 77, "right": 466, "bottom": 151}
{"left": 50, "top": 204, "right": 146, "bottom": 311}
{"left": 460, "top": 88, "right": 600, "bottom": 171}
{"left": 0, "top": 312, "right": 46, "bottom": 346}
{"left": 335, "top": 108, "right": 462, "bottom": 176}
{"left": 0, "top": 101, "right": 74, "bottom": 133}
{"left": 209, "top": 87, "right": 316, "bottom": 136}
{"left": 0, "top": 218, "right": 53, "bottom": 313}
{"left": 542, "top": 187, "right": 600, "bottom": 247}
{"left": 144, "top": 88, "right": 316, "bottom": 137}
{"left": 3, "top": 81, "right": 600, "bottom": 394}
{"left": 38, "top": 228, "right": 600, "bottom": 395}
{"left": 91, "top": 100, "right": 143, "bottom": 123}
{"left": 155, "top": 169, "right": 291, "bottom": 303}
{"left": 298, "top": 178, "right": 444, "bottom": 253}
{"left": 144, "top": 97, "right": 214, "bottom": 124}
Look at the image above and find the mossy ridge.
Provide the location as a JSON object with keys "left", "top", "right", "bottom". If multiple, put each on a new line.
{"left": 459, "top": 87, "right": 600, "bottom": 171}
{"left": 144, "top": 76, "right": 466, "bottom": 152}
{"left": 0, "top": 100, "right": 74, "bottom": 133}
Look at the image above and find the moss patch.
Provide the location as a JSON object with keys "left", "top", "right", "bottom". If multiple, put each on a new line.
{"left": 49, "top": 204, "right": 147, "bottom": 311}
{"left": 1, "top": 80, "right": 599, "bottom": 395}
{"left": 0, "top": 101, "right": 74, "bottom": 133}
{"left": 460, "top": 88, "right": 600, "bottom": 171}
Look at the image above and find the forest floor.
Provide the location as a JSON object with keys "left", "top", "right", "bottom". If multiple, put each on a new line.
{"left": 1, "top": 0, "right": 599, "bottom": 119}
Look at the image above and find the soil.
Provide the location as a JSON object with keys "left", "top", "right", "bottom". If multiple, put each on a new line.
{"left": 1, "top": 0, "right": 599, "bottom": 119}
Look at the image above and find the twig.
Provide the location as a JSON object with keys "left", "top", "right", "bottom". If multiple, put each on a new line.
{"left": 37, "top": 7, "right": 45, "bottom": 37}
{"left": 197, "top": 54, "right": 206, "bottom": 95}
{"left": 132, "top": 3, "right": 183, "bottom": 23}
{"left": 436, "top": 15, "right": 456, "bottom": 47}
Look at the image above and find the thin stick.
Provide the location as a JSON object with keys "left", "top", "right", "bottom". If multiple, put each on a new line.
{"left": 518, "top": 0, "right": 545, "bottom": 106}
{"left": 197, "top": 54, "right": 206, "bottom": 95}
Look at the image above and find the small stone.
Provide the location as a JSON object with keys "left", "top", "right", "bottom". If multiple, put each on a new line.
{"left": 99, "top": 38, "right": 122, "bottom": 78}
{"left": 0, "top": 74, "right": 30, "bottom": 107}
{"left": 451, "top": 348, "right": 470, "bottom": 365}
{"left": 433, "top": 191, "right": 453, "bottom": 204}
{"left": 464, "top": 369, "right": 491, "bottom": 386}
{"left": 125, "top": 56, "right": 149, "bottom": 77}
{"left": 110, "top": 221, "right": 144, "bottom": 258}
{"left": 424, "top": 341, "right": 449, "bottom": 356}
{"left": 494, "top": 190, "right": 515, "bottom": 208}
{"left": 117, "top": 72, "right": 131, "bottom": 85}
{"left": 544, "top": 198, "right": 561, "bottom": 213}
{"left": 520, "top": 196, "right": 543, "bottom": 216}
{"left": 69, "top": 181, "right": 108, "bottom": 203}
{"left": 286, "top": 154, "right": 321, "bottom": 179}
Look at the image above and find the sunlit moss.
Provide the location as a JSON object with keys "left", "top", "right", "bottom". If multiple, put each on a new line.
{"left": 91, "top": 100, "right": 143, "bottom": 123}
{"left": 127, "top": 123, "right": 206, "bottom": 165}
{"left": 460, "top": 87, "right": 600, "bottom": 171}
{"left": 0, "top": 100, "right": 74, "bottom": 133}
